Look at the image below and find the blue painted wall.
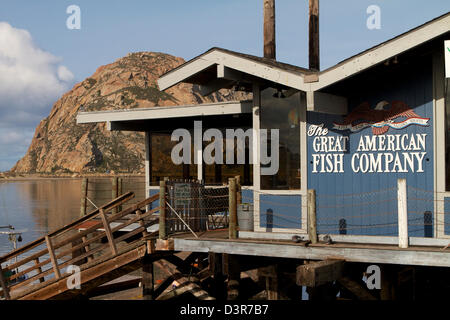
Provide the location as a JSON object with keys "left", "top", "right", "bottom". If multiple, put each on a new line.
{"left": 444, "top": 197, "right": 450, "bottom": 235}
{"left": 259, "top": 194, "right": 302, "bottom": 229}
{"left": 306, "top": 61, "right": 434, "bottom": 236}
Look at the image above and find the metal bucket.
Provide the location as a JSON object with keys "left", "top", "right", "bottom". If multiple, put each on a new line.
{"left": 237, "top": 203, "right": 254, "bottom": 231}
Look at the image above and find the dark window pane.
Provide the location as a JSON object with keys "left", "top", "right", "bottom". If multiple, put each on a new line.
{"left": 150, "top": 133, "right": 197, "bottom": 185}
{"left": 203, "top": 128, "right": 253, "bottom": 186}
{"left": 260, "top": 88, "right": 301, "bottom": 190}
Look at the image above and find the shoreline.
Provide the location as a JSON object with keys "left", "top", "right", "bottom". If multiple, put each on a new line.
{"left": 0, "top": 173, "right": 145, "bottom": 182}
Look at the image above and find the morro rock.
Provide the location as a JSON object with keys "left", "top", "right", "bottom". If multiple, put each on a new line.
{"left": 11, "top": 52, "right": 248, "bottom": 174}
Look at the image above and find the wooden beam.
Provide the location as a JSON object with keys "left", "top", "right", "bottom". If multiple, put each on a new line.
{"left": 239, "top": 231, "right": 450, "bottom": 247}
{"left": 309, "top": 0, "right": 319, "bottom": 71}
{"left": 338, "top": 276, "right": 377, "bottom": 300}
{"left": 173, "top": 238, "right": 450, "bottom": 267}
{"left": 296, "top": 260, "right": 345, "bottom": 287}
{"left": 258, "top": 265, "right": 279, "bottom": 300}
{"left": 45, "top": 235, "right": 61, "bottom": 280}
{"left": 155, "top": 239, "right": 174, "bottom": 251}
{"left": 155, "top": 260, "right": 215, "bottom": 300}
{"left": 142, "top": 255, "right": 154, "bottom": 300}
{"left": 159, "top": 179, "right": 167, "bottom": 239}
{"left": 99, "top": 209, "right": 118, "bottom": 256}
{"left": 225, "top": 254, "right": 240, "bottom": 300}
{"left": 263, "top": 0, "right": 276, "bottom": 59}
{"left": 304, "top": 73, "right": 319, "bottom": 83}
{"left": 153, "top": 275, "right": 174, "bottom": 299}
{"left": 229, "top": 178, "right": 238, "bottom": 239}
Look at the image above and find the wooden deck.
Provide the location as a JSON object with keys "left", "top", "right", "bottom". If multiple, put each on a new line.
{"left": 169, "top": 230, "right": 450, "bottom": 267}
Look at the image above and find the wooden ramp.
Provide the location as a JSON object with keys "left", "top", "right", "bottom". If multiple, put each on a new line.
{"left": 0, "top": 192, "right": 160, "bottom": 300}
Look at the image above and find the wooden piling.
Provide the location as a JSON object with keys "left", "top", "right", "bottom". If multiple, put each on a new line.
{"left": 159, "top": 179, "right": 167, "bottom": 239}
{"left": 229, "top": 178, "right": 238, "bottom": 239}
{"left": 226, "top": 254, "right": 240, "bottom": 300}
{"left": 118, "top": 177, "right": 123, "bottom": 212}
{"left": 235, "top": 175, "right": 242, "bottom": 205}
{"left": 80, "top": 178, "right": 88, "bottom": 217}
{"left": 142, "top": 255, "right": 154, "bottom": 300}
{"left": 112, "top": 177, "right": 118, "bottom": 214}
{"left": 263, "top": 0, "right": 276, "bottom": 59}
{"left": 307, "top": 189, "right": 318, "bottom": 244}
{"left": 397, "top": 178, "right": 408, "bottom": 248}
{"left": 309, "top": 0, "right": 320, "bottom": 71}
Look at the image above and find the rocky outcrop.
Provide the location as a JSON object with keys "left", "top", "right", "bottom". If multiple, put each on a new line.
{"left": 11, "top": 52, "right": 248, "bottom": 174}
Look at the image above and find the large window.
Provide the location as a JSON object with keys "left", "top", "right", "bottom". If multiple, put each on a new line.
{"left": 260, "top": 88, "right": 301, "bottom": 190}
{"left": 149, "top": 122, "right": 253, "bottom": 186}
{"left": 203, "top": 128, "right": 253, "bottom": 186}
{"left": 150, "top": 132, "right": 197, "bottom": 185}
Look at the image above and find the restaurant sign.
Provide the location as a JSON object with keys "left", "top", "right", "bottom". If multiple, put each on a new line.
{"left": 308, "top": 100, "right": 430, "bottom": 174}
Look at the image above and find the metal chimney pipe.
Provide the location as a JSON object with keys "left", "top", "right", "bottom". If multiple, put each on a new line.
{"left": 263, "top": 0, "right": 276, "bottom": 59}
{"left": 309, "top": 0, "right": 320, "bottom": 71}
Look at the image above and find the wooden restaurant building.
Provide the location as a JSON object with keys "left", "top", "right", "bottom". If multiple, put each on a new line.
{"left": 77, "top": 5, "right": 450, "bottom": 299}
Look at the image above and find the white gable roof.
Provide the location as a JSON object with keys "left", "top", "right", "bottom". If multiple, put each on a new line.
{"left": 158, "top": 12, "right": 450, "bottom": 93}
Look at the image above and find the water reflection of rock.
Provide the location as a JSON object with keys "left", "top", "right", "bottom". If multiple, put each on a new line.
{"left": 15, "top": 179, "right": 82, "bottom": 234}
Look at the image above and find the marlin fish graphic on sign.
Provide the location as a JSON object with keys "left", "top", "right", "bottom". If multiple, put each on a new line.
{"left": 333, "top": 100, "right": 430, "bottom": 135}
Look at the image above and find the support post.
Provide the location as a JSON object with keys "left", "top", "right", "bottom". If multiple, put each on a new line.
{"left": 309, "top": 0, "right": 320, "bottom": 71}
{"left": 308, "top": 189, "right": 318, "bottom": 244}
{"left": 82, "top": 235, "right": 93, "bottom": 262}
{"left": 397, "top": 178, "right": 408, "bottom": 248}
{"left": 159, "top": 179, "right": 167, "bottom": 239}
{"left": 80, "top": 178, "right": 88, "bottom": 217}
{"left": 229, "top": 178, "right": 238, "bottom": 239}
{"left": 235, "top": 175, "right": 242, "bottom": 205}
{"left": 34, "top": 258, "right": 45, "bottom": 283}
{"left": 226, "top": 254, "right": 240, "bottom": 300}
{"left": 263, "top": 0, "right": 276, "bottom": 59}
{"left": 209, "top": 252, "right": 226, "bottom": 300}
{"left": 45, "top": 235, "right": 61, "bottom": 280}
{"left": 142, "top": 255, "right": 154, "bottom": 300}
{"left": 112, "top": 177, "right": 118, "bottom": 214}
{"left": 118, "top": 177, "right": 123, "bottom": 212}
{"left": 0, "top": 265, "right": 10, "bottom": 300}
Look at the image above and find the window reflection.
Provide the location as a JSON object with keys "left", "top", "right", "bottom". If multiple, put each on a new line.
{"left": 260, "top": 88, "right": 301, "bottom": 190}
{"left": 203, "top": 128, "right": 253, "bottom": 186}
{"left": 150, "top": 133, "right": 197, "bottom": 185}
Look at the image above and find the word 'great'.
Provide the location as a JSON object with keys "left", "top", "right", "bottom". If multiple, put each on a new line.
{"left": 309, "top": 124, "right": 427, "bottom": 174}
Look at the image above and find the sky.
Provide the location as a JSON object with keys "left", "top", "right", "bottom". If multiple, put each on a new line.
{"left": 0, "top": 0, "right": 449, "bottom": 171}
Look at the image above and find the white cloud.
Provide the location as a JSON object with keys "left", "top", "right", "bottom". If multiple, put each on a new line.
{"left": 57, "top": 65, "right": 74, "bottom": 82}
{"left": 0, "top": 22, "right": 75, "bottom": 171}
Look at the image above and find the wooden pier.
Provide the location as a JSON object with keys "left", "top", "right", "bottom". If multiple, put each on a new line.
{"left": 1, "top": 178, "right": 449, "bottom": 301}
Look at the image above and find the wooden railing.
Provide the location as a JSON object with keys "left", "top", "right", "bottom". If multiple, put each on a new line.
{"left": 0, "top": 192, "right": 159, "bottom": 300}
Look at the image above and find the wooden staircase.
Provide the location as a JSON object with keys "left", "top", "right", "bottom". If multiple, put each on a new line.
{"left": 0, "top": 192, "right": 160, "bottom": 300}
